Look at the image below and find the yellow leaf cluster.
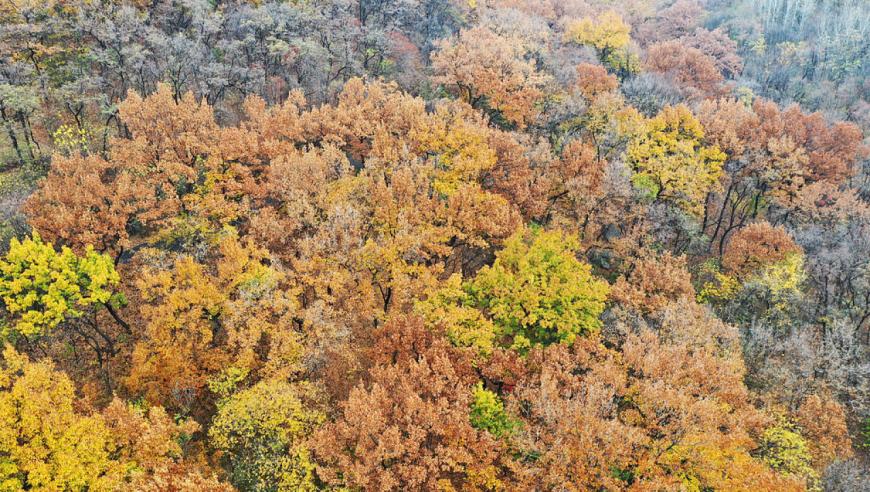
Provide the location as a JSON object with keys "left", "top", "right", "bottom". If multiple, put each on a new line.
{"left": 209, "top": 379, "right": 324, "bottom": 491}
{"left": 415, "top": 274, "right": 497, "bottom": 357}
{"left": 467, "top": 228, "right": 609, "bottom": 348}
{"left": 413, "top": 101, "right": 498, "bottom": 196}
{"left": 627, "top": 105, "right": 725, "bottom": 214}
{"left": 127, "top": 232, "right": 301, "bottom": 409}
{"left": 0, "top": 346, "right": 125, "bottom": 491}
{"left": 565, "top": 11, "right": 631, "bottom": 54}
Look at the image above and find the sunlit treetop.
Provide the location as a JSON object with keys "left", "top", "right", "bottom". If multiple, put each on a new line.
{"left": 0, "top": 346, "right": 126, "bottom": 490}
{"left": 0, "top": 233, "right": 120, "bottom": 340}
{"left": 627, "top": 104, "right": 726, "bottom": 215}
{"left": 565, "top": 10, "right": 632, "bottom": 55}
{"left": 0, "top": 346, "right": 228, "bottom": 490}
{"left": 467, "top": 227, "right": 609, "bottom": 349}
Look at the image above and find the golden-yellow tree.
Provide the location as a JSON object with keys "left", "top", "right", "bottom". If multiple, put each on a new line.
{"left": 627, "top": 104, "right": 725, "bottom": 214}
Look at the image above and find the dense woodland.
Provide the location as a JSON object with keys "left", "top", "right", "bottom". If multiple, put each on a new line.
{"left": 0, "top": 0, "right": 869, "bottom": 490}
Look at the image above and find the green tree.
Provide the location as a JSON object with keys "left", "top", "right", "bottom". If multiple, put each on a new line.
{"left": 467, "top": 228, "right": 609, "bottom": 349}
{"left": 0, "top": 233, "right": 120, "bottom": 340}
{"left": 469, "top": 382, "right": 518, "bottom": 439}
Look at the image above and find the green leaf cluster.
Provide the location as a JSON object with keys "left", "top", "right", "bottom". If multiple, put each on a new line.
{"left": 467, "top": 228, "right": 609, "bottom": 348}
{"left": 469, "top": 382, "right": 518, "bottom": 439}
{"left": 0, "top": 233, "right": 119, "bottom": 340}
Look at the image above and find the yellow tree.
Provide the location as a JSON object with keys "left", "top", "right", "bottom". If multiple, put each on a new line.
{"left": 423, "top": 228, "right": 610, "bottom": 352}
{"left": 209, "top": 379, "right": 324, "bottom": 491}
{"left": 0, "top": 346, "right": 126, "bottom": 490}
{"left": 627, "top": 104, "right": 725, "bottom": 214}
{"left": 0, "top": 345, "right": 229, "bottom": 490}
{"left": 411, "top": 100, "right": 498, "bottom": 195}
{"left": 565, "top": 11, "right": 631, "bottom": 56}
{"left": 126, "top": 231, "right": 302, "bottom": 412}
{"left": 565, "top": 11, "right": 638, "bottom": 75}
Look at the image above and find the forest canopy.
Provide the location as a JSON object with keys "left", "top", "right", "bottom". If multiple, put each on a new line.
{"left": 0, "top": 0, "right": 869, "bottom": 490}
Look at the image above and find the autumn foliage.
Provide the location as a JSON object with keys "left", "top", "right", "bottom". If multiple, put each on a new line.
{"left": 1, "top": 0, "right": 868, "bottom": 489}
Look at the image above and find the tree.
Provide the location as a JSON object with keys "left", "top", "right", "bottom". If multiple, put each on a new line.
{"left": 627, "top": 104, "right": 726, "bottom": 214}
{"left": 542, "top": 138, "right": 612, "bottom": 230}
{"left": 0, "top": 233, "right": 120, "bottom": 340}
{"left": 503, "top": 337, "right": 643, "bottom": 490}
{"left": 250, "top": 78, "right": 521, "bottom": 334}
{"left": 469, "top": 381, "right": 518, "bottom": 439}
{"left": 500, "top": 317, "right": 806, "bottom": 490}
{"left": 722, "top": 221, "right": 802, "bottom": 278}
{"left": 685, "top": 28, "right": 744, "bottom": 79}
{"left": 775, "top": 104, "right": 865, "bottom": 185}
{"left": 757, "top": 417, "right": 817, "bottom": 485}
{"left": 432, "top": 25, "right": 551, "bottom": 127}
{"left": 311, "top": 316, "right": 505, "bottom": 491}
{"left": 619, "top": 317, "right": 804, "bottom": 490}
{"left": 645, "top": 40, "right": 725, "bottom": 98}
{"left": 412, "top": 100, "right": 498, "bottom": 195}
{"left": 794, "top": 394, "right": 853, "bottom": 471}
{"left": 129, "top": 463, "right": 231, "bottom": 492}
{"left": 481, "top": 129, "right": 554, "bottom": 221}
{"left": 611, "top": 250, "right": 695, "bottom": 314}
{"left": 25, "top": 154, "right": 158, "bottom": 254}
{"left": 101, "top": 398, "right": 230, "bottom": 491}
{"left": 467, "top": 228, "right": 609, "bottom": 349}
{"left": 743, "top": 99, "right": 865, "bottom": 189}
{"left": 415, "top": 274, "right": 498, "bottom": 358}
{"left": 126, "top": 232, "right": 302, "bottom": 413}
{"left": 634, "top": 0, "right": 704, "bottom": 45}
{"left": 0, "top": 345, "right": 126, "bottom": 490}
{"left": 0, "top": 345, "right": 229, "bottom": 490}
{"left": 565, "top": 10, "right": 631, "bottom": 61}
{"left": 697, "top": 97, "right": 866, "bottom": 254}
{"left": 3, "top": 4, "right": 868, "bottom": 489}
{"left": 573, "top": 63, "right": 618, "bottom": 99}
{"left": 209, "top": 379, "right": 324, "bottom": 492}
{"left": 25, "top": 84, "right": 227, "bottom": 255}
{"left": 564, "top": 10, "right": 639, "bottom": 77}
